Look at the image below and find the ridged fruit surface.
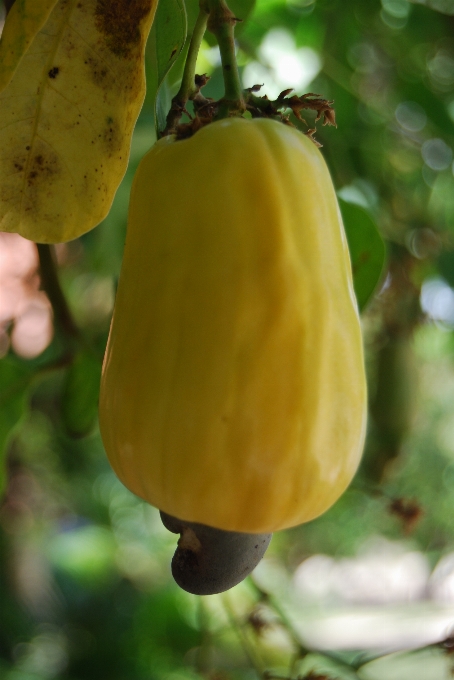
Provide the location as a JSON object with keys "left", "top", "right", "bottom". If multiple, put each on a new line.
{"left": 99, "top": 118, "right": 367, "bottom": 533}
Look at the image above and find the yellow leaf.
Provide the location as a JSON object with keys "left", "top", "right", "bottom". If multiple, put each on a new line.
{"left": 0, "top": 0, "right": 158, "bottom": 243}
{"left": 0, "top": 0, "right": 59, "bottom": 94}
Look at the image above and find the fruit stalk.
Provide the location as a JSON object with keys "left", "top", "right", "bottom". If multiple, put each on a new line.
{"left": 202, "top": 0, "right": 245, "bottom": 115}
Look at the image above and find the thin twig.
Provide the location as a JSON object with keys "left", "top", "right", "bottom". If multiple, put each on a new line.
{"left": 163, "top": 6, "right": 209, "bottom": 135}
{"left": 221, "top": 592, "right": 266, "bottom": 679}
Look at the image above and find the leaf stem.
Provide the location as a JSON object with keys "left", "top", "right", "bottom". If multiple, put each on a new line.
{"left": 180, "top": 8, "right": 209, "bottom": 104}
{"left": 36, "top": 244, "right": 80, "bottom": 343}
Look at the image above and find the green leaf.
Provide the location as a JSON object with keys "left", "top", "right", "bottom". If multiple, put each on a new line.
{"left": 0, "top": 0, "right": 59, "bottom": 94}
{"left": 339, "top": 197, "right": 386, "bottom": 312}
{"left": 147, "top": 0, "right": 256, "bottom": 135}
{"left": 61, "top": 350, "right": 102, "bottom": 437}
{"left": 147, "top": 0, "right": 188, "bottom": 136}
{"left": 0, "top": 356, "right": 32, "bottom": 496}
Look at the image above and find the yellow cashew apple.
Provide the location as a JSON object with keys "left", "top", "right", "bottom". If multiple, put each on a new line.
{"left": 99, "top": 117, "right": 367, "bottom": 534}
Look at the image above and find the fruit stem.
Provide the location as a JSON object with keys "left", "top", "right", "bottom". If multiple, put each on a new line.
{"left": 202, "top": 0, "right": 245, "bottom": 116}
{"left": 163, "top": 6, "right": 209, "bottom": 134}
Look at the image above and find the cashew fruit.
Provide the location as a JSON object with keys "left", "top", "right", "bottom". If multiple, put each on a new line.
{"left": 99, "top": 118, "right": 367, "bottom": 534}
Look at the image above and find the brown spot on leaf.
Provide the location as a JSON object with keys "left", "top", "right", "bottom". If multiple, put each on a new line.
{"left": 11, "top": 153, "right": 27, "bottom": 175}
{"left": 84, "top": 55, "right": 115, "bottom": 90}
{"left": 48, "top": 67, "right": 60, "bottom": 79}
{"left": 95, "top": 0, "right": 153, "bottom": 58}
{"left": 24, "top": 144, "right": 60, "bottom": 198}
{"left": 102, "top": 117, "right": 120, "bottom": 155}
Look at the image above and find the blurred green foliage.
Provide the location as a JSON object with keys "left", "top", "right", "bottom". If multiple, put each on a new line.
{"left": 1, "top": 0, "right": 454, "bottom": 678}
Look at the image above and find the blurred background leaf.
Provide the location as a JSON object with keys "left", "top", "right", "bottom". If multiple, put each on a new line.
{"left": 61, "top": 350, "right": 102, "bottom": 438}
{"left": 0, "top": 357, "right": 31, "bottom": 494}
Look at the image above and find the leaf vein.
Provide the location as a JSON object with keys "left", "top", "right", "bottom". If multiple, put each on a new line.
{"left": 0, "top": 116, "right": 34, "bottom": 132}
{"left": 45, "top": 82, "right": 98, "bottom": 135}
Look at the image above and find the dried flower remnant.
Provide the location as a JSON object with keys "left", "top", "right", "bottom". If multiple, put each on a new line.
{"left": 389, "top": 497, "right": 423, "bottom": 534}
{"left": 164, "top": 78, "right": 336, "bottom": 148}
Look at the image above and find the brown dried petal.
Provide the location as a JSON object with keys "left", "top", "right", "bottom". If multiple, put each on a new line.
{"left": 323, "top": 107, "right": 337, "bottom": 127}
{"left": 245, "top": 84, "right": 264, "bottom": 93}
{"left": 194, "top": 73, "right": 211, "bottom": 91}
{"left": 278, "top": 88, "right": 294, "bottom": 100}
{"left": 305, "top": 128, "right": 322, "bottom": 147}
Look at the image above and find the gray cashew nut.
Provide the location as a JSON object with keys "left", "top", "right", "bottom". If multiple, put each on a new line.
{"left": 160, "top": 511, "right": 272, "bottom": 595}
